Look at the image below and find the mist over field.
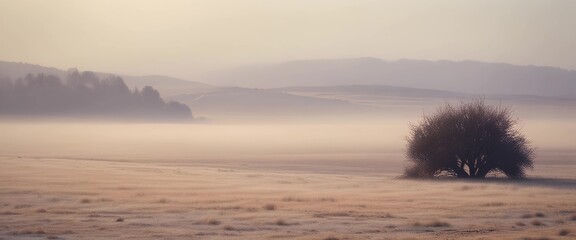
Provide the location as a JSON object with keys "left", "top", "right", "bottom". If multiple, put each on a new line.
{"left": 3, "top": 61, "right": 576, "bottom": 240}
{"left": 1, "top": 1, "right": 576, "bottom": 239}
{"left": 1, "top": 115, "right": 575, "bottom": 239}
{"left": 1, "top": 116, "right": 575, "bottom": 172}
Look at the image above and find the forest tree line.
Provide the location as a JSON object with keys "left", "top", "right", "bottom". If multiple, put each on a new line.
{"left": 0, "top": 70, "right": 192, "bottom": 120}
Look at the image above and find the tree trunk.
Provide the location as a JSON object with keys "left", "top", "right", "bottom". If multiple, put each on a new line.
{"left": 475, "top": 165, "right": 490, "bottom": 178}
{"left": 468, "top": 162, "right": 477, "bottom": 178}
{"left": 454, "top": 168, "right": 469, "bottom": 178}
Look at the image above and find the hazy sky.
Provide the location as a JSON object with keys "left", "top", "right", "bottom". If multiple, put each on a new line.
{"left": 1, "top": 0, "right": 575, "bottom": 78}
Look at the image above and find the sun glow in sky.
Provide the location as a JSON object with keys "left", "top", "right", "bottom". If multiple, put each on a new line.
{"left": 1, "top": 0, "right": 575, "bottom": 78}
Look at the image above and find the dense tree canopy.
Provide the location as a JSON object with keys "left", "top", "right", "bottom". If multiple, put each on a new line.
{"left": 405, "top": 100, "right": 533, "bottom": 178}
{"left": 0, "top": 70, "right": 192, "bottom": 120}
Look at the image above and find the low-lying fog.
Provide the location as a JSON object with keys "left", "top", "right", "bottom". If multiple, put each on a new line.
{"left": 2, "top": 98, "right": 575, "bottom": 240}
{"left": 2, "top": 115, "right": 574, "bottom": 175}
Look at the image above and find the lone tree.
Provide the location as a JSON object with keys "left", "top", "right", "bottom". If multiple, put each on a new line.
{"left": 405, "top": 100, "right": 533, "bottom": 178}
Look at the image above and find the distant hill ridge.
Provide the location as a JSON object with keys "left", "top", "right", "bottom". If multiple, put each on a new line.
{"left": 4, "top": 59, "right": 575, "bottom": 98}
{"left": 2, "top": 59, "right": 575, "bottom": 120}
{"left": 203, "top": 58, "right": 576, "bottom": 98}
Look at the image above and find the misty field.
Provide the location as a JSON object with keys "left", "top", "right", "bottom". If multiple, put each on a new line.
{"left": 2, "top": 1, "right": 576, "bottom": 239}
{"left": 1, "top": 121, "right": 575, "bottom": 239}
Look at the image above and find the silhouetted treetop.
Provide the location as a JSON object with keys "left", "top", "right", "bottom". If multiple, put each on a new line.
{"left": 404, "top": 100, "right": 533, "bottom": 178}
{"left": 0, "top": 70, "right": 193, "bottom": 120}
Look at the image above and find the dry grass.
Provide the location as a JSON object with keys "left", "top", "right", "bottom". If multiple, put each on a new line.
{"left": 534, "top": 212, "right": 546, "bottom": 218}
{"left": 381, "top": 213, "right": 395, "bottom": 218}
{"left": 531, "top": 219, "right": 545, "bottom": 226}
{"left": 481, "top": 202, "right": 505, "bottom": 207}
{"left": 413, "top": 220, "right": 451, "bottom": 227}
{"left": 523, "top": 212, "right": 546, "bottom": 218}
{"left": 324, "top": 237, "right": 339, "bottom": 240}
{"left": 313, "top": 212, "right": 351, "bottom": 218}
{"left": 10, "top": 229, "right": 46, "bottom": 235}
{"left": 263, "top": 204, "right": 276, "bottom": 211}
{"left": 0, "top": 211, "right": 20, "bottom": 215}
{"left": 201, "top": 218, "right": 221, "bottom": 225}
{"left": 13, "top": 204, "right": 32, "bottom": 209}
{"left": 156, "top": 198, "right": 170, "bottom": 204}
{"left": 521, "top": 213, "right": 534, "bottom": 218}
{"left": 275, "top": 219, "right": 290, "bottom": 226}
{"left": 0, "top": 155, "right": 574, "bottom": 240}
{"left": 319, "top": 197, "right": 336, "bottom": 202}
{"left": 222, "top": 225, "right": 236, "bottom": 231}
{"left": 96, "top": 198, "right": 113, "bottom": 202}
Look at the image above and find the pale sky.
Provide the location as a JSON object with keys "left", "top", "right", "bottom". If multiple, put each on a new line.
{"left": 1, "top": 0, "right": 575, "bottom": 79}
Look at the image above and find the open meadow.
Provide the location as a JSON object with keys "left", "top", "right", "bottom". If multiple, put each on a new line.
{"left": 1, "top": 120, "right": 574, "bottom": 240}
{"left": 2, "top": 1, "right": 576, "bottom": 239}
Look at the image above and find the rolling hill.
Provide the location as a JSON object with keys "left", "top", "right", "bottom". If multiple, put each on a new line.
{"left": 203, "top": 58, "right": 576, "bottom": 98}
{"left": 2, "top": 60, "right": 575, "bottom": 120}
